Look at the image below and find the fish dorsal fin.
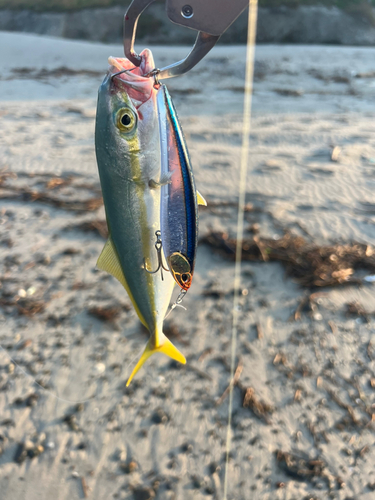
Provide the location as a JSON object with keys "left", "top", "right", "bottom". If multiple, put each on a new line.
{"left": 97, "top": 236, "right": 127, "bottom": 289}
{"left": 197, "top": 190, "right": 207, "bottom": 206}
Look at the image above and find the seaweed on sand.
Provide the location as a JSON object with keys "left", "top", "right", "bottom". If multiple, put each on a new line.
{"left": 201, "top": 231, "right": 375, "bottom": 288}
{"left": 0, "top": 187, "right": 103, "bottom": 212}
{"left": 76, "top": 220, "right": 108, "bottom": 238}
{"left": 88, "top": 305, "right": 123, "bottom": 323}
{"left": 0, "top": 172, "right": 103, "bottom": 212}
{"left": 275, "top": 450, "right": 326, "bottom": 483}
{"left": 242, "top": 386, "right": 274, "bottom": 424}
{"left": 0, "top": 296, "right": 46, "bottom": 316}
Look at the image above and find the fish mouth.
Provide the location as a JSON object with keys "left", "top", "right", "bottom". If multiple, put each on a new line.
{"left": 108, "top": 49, "right": 156, "bottom": 104}
{"left": 108, "top": 48, "right": 155, "bottom": 80}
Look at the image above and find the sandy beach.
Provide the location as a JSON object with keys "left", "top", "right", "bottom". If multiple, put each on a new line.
{"left": 1, "top": 31, "right": 375, "bottom": 500}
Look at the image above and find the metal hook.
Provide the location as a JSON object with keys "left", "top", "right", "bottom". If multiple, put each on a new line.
{"left": 111, "top": 67, "right": 138, "bottom": 81}
{"left": 123, "top": 0, "right": 220, "bottom": 79}
{"left": 143, "top": 230, "right": 169, "bottom": 280}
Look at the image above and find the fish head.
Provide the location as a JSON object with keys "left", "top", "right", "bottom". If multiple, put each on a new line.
{"left": 167, "top": 252, "right": 193, "bottom": 290}
{"left": 96, "top": 49, "right": 159, "bottom": 156}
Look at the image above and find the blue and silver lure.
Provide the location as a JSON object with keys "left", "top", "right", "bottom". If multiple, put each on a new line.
{"left": 157, "top": 84, "right": 206, "bottom": 291}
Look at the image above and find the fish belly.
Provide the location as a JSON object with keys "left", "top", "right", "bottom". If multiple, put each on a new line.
{"left": 97, "top": 152, "right": 175, "bottom": 334}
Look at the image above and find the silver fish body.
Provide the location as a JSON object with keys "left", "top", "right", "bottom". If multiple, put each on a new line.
{"left": 95, "top": 51, "right": 186, "bottom": 385}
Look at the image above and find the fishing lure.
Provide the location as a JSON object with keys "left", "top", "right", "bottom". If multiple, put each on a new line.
{"left": 156, "top": 84, "right": 206, "bottom": 291}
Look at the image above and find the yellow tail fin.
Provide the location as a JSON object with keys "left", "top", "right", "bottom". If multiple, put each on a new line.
{"left": 126, "top": 333, "right": 186, "bottom": 386}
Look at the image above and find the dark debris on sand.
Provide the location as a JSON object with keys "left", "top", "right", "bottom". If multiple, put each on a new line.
{"left": 201, "top": 231, "right": 375, "bottom": 288}
{"left": 132, "top": 486, "right": 156, "bottom": 500}
{"left": 0, "top": 297, "right": 46, "bottom": 316}
{"left": 275, "top": 450, "right": 326, "bottom": 483}
{"left": 0, "top": 188, "right": 103, "bottom": 213}
{"left": 9, "top": 66, "right": 103, "bottom": 81}
{"left": 13, "top": 433, "right": 46, "bottom": 464}
{"left": 0, "top": 172, "right": 103, "bottom": 213}
{"left": 345, "top": 300, "right": 370, "bottom": 322}
{"left": 75, "top": 220, "right": 108, "bottom": 239}
{"left": 242, "top": 386, "right": 274, "bottom": 424}
{"left": 88, "top": 304, "right": 127, "bottom": 323}
{"left": 163, "top": 322, "right": 190, "bottom": 346}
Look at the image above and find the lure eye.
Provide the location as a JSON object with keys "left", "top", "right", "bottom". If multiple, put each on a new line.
{"left": 116, "top": 108, "right": 137, "bottom": 133}
{"left": 168, "top": 253, "right": 192, "bottom": 290}
{"left": 177, "top": 272, "right": 191, "bottom": 290}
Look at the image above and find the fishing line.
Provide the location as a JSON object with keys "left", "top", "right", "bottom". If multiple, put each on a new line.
{"left": 164, "top": 302, "right": 187, "bottom": 320}
{"left": 223, "top": 1, "right": 258, "bottom": 499}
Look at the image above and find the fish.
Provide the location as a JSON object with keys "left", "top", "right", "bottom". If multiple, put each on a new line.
{"left": 157, "top": 84, "right": 206, "bottom": 291}
{"left": 94, "top": 49, "right": 186, "bottom": 386}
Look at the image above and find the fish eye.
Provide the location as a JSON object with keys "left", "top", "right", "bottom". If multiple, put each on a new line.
{"left": 121, "top": 114, "right": 131, "bottom": 126}
{"left": 116, "top": 108, "right": 137, "bottom": 133}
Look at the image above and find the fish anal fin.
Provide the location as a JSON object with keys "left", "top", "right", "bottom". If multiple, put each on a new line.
{"left": 97, "top": 237, "right": 148, "bottom": 329}
{"left": 97, "top": 237, "right": 127, "bottom": 289}
{"left": 197, "top": 190, "right": 207, "bottom": 206}
{"left": 126, "top": 332, "right": 186, "bottom": 386}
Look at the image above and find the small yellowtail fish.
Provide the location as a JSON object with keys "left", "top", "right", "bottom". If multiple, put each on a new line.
{"left": 95, "top": 50, "right": 186, "bottom": 386}
{"left": 157, "top": 84, "right": 206, "bottom": 291}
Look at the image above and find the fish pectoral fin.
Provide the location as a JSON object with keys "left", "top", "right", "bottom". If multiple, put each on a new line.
{"left": 126, "top": 332, "right": 186, "bottom": 386}
{"left": 149, "top": 172, "right": 172, "bottom": 189}
{"left": 197, "top": 190, "right": 207, "bottom": 206}
{"left": 96, "top": 237, "right": 128, "bottom": 289}
{"left": 159, "top": 172, "right": 172, "bottom": 186}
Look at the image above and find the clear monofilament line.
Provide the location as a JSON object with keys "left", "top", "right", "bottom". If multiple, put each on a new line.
{"left": 223, "top": 1, "right": 258, "bottom": 499}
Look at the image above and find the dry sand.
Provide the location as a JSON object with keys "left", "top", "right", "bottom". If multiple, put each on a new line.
{"left": 1, "top": 31, "right": 375, "bottom": 500}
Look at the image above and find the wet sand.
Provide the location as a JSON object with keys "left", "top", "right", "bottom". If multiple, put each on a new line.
{"left": 1, "top": 32, "right": 375, "bottom": 500}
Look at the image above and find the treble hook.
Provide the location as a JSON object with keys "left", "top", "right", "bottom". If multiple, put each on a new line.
{"left": 143, "top": 230, "right": 169, "bottom": 280}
